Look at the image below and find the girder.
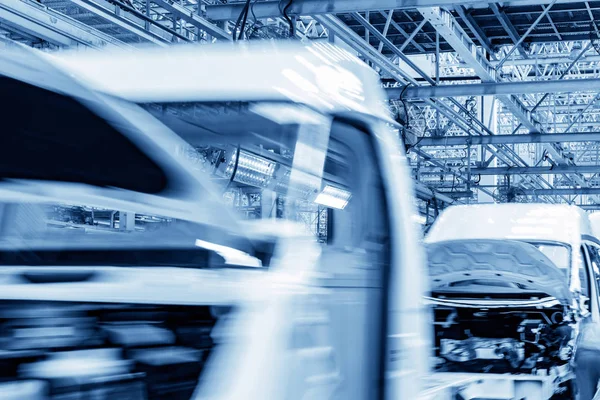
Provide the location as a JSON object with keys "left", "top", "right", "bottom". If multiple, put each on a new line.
{"left": 417, "top": 131, "right": 600, "bottom": 146}
{"left": 419, "top": 165, "right": 600, "bottom": 175}
{"left": 0, "top": 0, "right": 127, "bottom": 48}
{"left": 149, "top": 0, "right": 230, "bottom": 41}
{"left": 417, "top": 7, "right": 539, "bottom": 133}
{"left": 204, "top": 0, "right": 577, "bottom": 21}
{"left": 411, "top": 6, "right": 597, "bottom": 199}
{"left": 387, "top": 78, "right": 600, "bottom": 98}
{"left": 512, "top": 188, "right": 600, "bottom": 195}
{"left": 65, "top": 0, "right": 171, "bottom": 46}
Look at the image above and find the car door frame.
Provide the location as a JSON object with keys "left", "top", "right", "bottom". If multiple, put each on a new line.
{"left": 581, "top": 235, "right": 600, "bottom": 323}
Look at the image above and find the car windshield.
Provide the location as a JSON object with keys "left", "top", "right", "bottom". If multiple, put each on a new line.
{"left": 0, "top": 100, "right": 357, "bottom": 268}
{"left": 145, "top": 101, "right": 352, "bottom": 243}
{"left": 528, "top": 242, "right": 571, "bottom": 272}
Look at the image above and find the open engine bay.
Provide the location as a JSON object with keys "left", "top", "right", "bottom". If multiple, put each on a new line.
{"left": 433, "top": 304, "right": 575, "bottom": 379}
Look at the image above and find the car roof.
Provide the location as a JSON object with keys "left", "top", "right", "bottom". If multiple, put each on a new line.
{"left": 48, "top": 41, "right": 395, "bottom": 124}
{"left": 426, "top": 203, "right": 592, "bottom": 249}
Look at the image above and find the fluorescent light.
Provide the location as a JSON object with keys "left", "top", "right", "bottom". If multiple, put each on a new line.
{"left": 195, "top": 239, "right": 262, "bottom": 268}
{"left": 314, "top": 185, "right": 351, "bottom": 210}
{"left": 216, "top": 149, "right": 349, "bottom": 207}
{"left": 233, "top": 150, "right": 277, "bottom": 187}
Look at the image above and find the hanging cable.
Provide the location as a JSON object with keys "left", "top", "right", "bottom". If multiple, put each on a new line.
{"left": 398, "top": 84, "right": 424, "bottom": 152}
{"left": 398, "top": 84, "right": 411, "bottom": 128}
{"left": 238, "top": 0, "right": 253, "bottom": 40}
{"left": 246, "top": 0, "right": 260, "bottom": 39}
{"left": 279, "top": 0, "right": 295, "bottom": 38}
{"left": 232, "top": 0, "right": 252, "bottom": 41}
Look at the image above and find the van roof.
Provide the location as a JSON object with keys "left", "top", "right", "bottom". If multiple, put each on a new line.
{"left": 425, "top": 203, "right": 592, "bottom": 250}
{"left": 48, "top": 41, "right": 394, "bottom": 124}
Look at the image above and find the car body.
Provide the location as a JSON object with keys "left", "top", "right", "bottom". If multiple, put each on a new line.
{"left": 0, "top": 41, "right": 430, "bottom": 400}
{"left": 425, "top": 203, "right": 600, "bottom": 399}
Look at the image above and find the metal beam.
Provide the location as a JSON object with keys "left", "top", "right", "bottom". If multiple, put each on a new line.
{"left": 417, "top": 131, "right": 600, "bottom": 146}
{"left": 454, "top": 5, "right": 495, "bottom": 57}
{"left": 152, "top": 0, "right": 231, "bottom": 41}
{"left": 489, "top": 3, "right": 528, "bottom": 58}
{"left": 512, "top": 188, "right": 600, "bottom": 196}
{"left": 328, "top": 12, "right": 505, "bottom": 145}
{"left": 67, "top": 0, "right": 171, "bottom": 46}
{"left": 412, "top": 148, "right": 501, "bottom": 201}
{"left": 495, "top": 0, "right": 557, "bottom": 70}
{"left": 417, "top": 5, "right": 590, "bottom": 196}
{"left": 350, "top": 12, "right": 433, "bottom": 85}
{"left": 205, "top": 0, "right": 577, "bottom": 21}
{"left": 417, "top": 7, "right": 538, "bottom": 133}
{"left": 420, "top": 165, "right": 600, "bottom": 175}
{"left": 378, "top": 10, "right": 394, "bottom": 52}
{"left": 330, "top": 11, "right": 521, "bottom": 181}
{"left": 386, "top": 78, "right": 600, "bottom": 98}
{"left": 0, "top": 0, "right": 127, "bottom": 48}
{"left": 490, "top": 54, "right": 600, "bottom": 66}
{"left": 578, "top": 205, "right": 600, "bottom": 210}
{"left": 399, "top": 19, "right": 426, "bottom": 52}
{"left": 414, "top": 181, "right": 455, "bottom": 203}
{"left": 379, "top": 11, "right": 426, "bottom": 52}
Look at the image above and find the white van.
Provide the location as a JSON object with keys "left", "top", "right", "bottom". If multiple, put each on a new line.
{"left": 0, "top": 42, "right": 431, "bottom": 399}
{"left": 425, "top": 204, "right": 600, "bottom": 400}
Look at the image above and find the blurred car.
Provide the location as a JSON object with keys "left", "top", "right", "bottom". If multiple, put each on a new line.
{"left": 0, "top": 41, "right": 429, "bottom": 400}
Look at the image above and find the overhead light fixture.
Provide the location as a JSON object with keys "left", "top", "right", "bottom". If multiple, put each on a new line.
{"left": 233, "top": 150, "right": 277, "bottom": 187}
{"left": 215, "top": 147, "right": 277, "bottom": 188}
{"left": 314, "top": 185, "right": 351, "bottom": 210}
{"left": 214, "top": 148, "right": 352, "bottom": 208}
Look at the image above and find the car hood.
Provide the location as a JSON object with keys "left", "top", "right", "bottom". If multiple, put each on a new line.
{"left": 426, "top": 239, "right": 572, "bottom": 306}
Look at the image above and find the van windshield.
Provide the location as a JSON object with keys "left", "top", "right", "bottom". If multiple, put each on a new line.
{"left": 529, "top": 242, "right": 571, "bottom": 273}
{"left": 0, "top": 99, "right": 357, "bottom": 268}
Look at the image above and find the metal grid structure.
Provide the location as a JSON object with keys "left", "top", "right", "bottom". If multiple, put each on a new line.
{"left": 7, "top": 0, "right": 600, "bottom": 210}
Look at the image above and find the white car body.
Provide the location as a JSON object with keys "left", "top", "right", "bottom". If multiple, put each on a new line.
{"left": 426, "top": 203, "right": 593, "bottom": 299}
{"left": 425, "top": 203, "right": 600, "bottom": 400}
{"left": 0, "top": 42, "right": 430, "bottom": 399}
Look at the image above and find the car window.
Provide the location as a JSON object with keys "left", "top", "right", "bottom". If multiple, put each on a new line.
{"left": 580, "top": 247, "right": 591, "bottom": 298}
{"left": 585, "top": 244, "right": 600, "bottom": 299}
{"left": 0, "top": 76, "right": 169, "bottom": 194}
